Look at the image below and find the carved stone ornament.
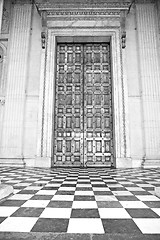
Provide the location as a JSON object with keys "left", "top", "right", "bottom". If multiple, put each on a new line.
{"left": 1, "top": 7, "right": 9, "bottom": 34}
{"left": 35, "top": 0, "right": 132, "bottom": 19}
{"left": 0, "top": 96, "right": 5, "bottom": 105}
{"left": 41, "top": 31, "right": 46, "bottom": 49}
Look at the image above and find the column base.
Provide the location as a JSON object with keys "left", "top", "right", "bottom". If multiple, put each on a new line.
{"left": 35, "top": 157, "right": 51, "bottom": 168}
{"left": 0, "top": 158, "right": 25, "bottom": 167}
{"left": 142, "top": 159, "right": 160, "bottom": 168}
{"left": 116, "top": 158, "right": 144, "bottom": 168}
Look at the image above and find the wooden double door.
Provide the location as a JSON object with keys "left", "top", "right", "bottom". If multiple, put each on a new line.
{"left": 53, "top": 43, "right": 113, "bottom": 167}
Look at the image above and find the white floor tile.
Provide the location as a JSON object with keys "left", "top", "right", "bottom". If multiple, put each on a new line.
{"left": 152, "top": 208, "right": 160, "bottom": 216}
{"left": 134, "top": 218, "right": 160, "bottom": 234}
{"left": 92, "top": 187, "right": 110, "bottom": 191}
{"left": 59, "top": 187, "right": 76, "bottom": 191}
{"left": 40, "top": 208, "right": 71, "bottom": 218}
{"left": 9, "top": 194, "right": 33, "bottom": 200}
{"left": 99, "top": 208, "right": 131, "bottom": 219}
{"left": 0, "top": 217, "right": 38, "bottom": 232}
{"left": 22, "top": 200, "right": 50, "bottom": 208}
{"left": 72, "top": 201, "right": 97, "bottom": 209}
{"left": 63, "top": 181, "right": 77, "bottom": 184}
{"left": 77, "top": 180, "right": 90, "bottom": 182}
{"left": 137, "top": 184, "right": 153, "bottom": 187}
{"left": 35, "top": 190, "right": 57, "bottom": 195}
{"left": 125, "top": 187, "right": 145, "bottom": 191}
{"left": 76, "top": 184, "right": 92, "bottom": 187}
{"left": 136, "top": 195, "right": 160, "bottom": 201}
{"left": 95, "top": 196, "right": 118, "bottom": 201}
{"left": 52, "top": 195, "right": 74, "bottom": 201}
{"left": 0, "top": 207, "right": 18, "bottom": 217}
{"left": 113, "top": 191, "right": 133, "bottom": 196}
{"left": 46, "top": 183, "right": 61, "bottom": 187}
{"left": 75, "top": 191, "right": 94, "bottom": 196}
{"left": 106, "top": 184, "right": 122, "bottom": 188}
{"left": 14, "top": 183, "right": 31, "bottom": 187}
{"left": 91, "top": 182, "right": 105, "bottom": 185}
{"left": 67, "top": 218, "right": 104, "bottom": 233}
{"left": 120, "top": 201, "right": 148, "bottom": 208}
{"left": 24, "top": 186, "right": 43, "bottom": 190}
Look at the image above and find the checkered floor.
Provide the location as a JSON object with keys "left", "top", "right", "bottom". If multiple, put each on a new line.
{"left": 0, "top": 167, "right": 160, "bottom": 235}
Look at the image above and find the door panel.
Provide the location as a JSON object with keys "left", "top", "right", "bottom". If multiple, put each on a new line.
{"left": 83, "top": 44, "right": 112, "bottom": 166}
{"left": 54, "top": 44, "right": 84, "bottom": 166}
{"left": 53, "top": 43, "right": 113, "bottom": 167}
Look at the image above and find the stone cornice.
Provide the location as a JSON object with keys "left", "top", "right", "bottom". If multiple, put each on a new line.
{"left": 35, "top": 1, "right": 131, "bottom": 11}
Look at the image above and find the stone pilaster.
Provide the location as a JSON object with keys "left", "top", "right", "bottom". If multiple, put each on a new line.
{"left": 0, "top": 0, "right": 3, "bottom": 32}
{"left": 136, "top": 3, "right": 160, "bottom": 165}
{"left": 0, "top": 3, "right": 32, "bottom": 160}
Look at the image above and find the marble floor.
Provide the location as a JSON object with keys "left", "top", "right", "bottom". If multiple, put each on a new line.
{"left": 0, "top": 167, "right": 160, "bottom": 239}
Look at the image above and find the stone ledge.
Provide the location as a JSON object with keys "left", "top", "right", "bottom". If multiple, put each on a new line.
{"left": 155, "top": 187, "right": 160, "bottom": 198}
{"left": 0, "top": 184, "right": 14, "bottom": 201}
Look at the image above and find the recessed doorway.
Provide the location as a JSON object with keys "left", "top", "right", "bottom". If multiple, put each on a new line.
{"left": 53, "top": 43, "right": 113, "bottom": 167}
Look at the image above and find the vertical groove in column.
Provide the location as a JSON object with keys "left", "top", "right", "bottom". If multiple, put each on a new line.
{"left": 1, "top": 4, "right": 32, "bottom": 157}
{"left": 136, "top": 4, "right": 160, "bottom": 157}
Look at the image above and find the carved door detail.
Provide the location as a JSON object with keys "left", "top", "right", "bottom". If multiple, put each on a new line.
{"left": 53, "top": 43, "right": 113, "bottom": 167}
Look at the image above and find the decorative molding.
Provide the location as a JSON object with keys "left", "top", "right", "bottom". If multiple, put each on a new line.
{"left": 135, "top": 0, "right": 155, "bottom": 3}
{"left": 1, "top": 7, "right": 9, "bottom": 34}
{"left": 47, "top": 10, "right": 121, "bottom": 17}
{"left": 36, "top": 1, "right": 131, "bottom": 11}
{"left": 0, "top": 96, "right": 5, "bottom": 105}
{"left": 13, "top": 0, "right": 32, "bottom": 4}
{"left": 41, "top": 32, "right": 46, "bottom": 49}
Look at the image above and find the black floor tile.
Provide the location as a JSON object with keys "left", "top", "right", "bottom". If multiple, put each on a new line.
{"left": 31, "top": 218, "right": 69, "bottom": 232}
{"left": 0, "top": 217, "right": 6, "bottom": 224}
{"left": 109, "top": 187, "right": 125, "bottom": 191}
{"left": 97, "top": 201, "right": 123, "bottom": 208}
{"left": 130, "top": 191, "right": 152, "bottom": 195}
{"left": 30, "top": 195, "right": 53, "bottom": 200}
{"left": 102, "top": 219, "right": 142, "bottom": 234}
{"left": 11, "top": 207, "right": 44, "bottom": 217}
{"left": 71, "top": 209, "right": 100, "bottom": 218}
{"left": 143, "top": 201, "right": 160, "bottom": 208}
{"left": 76, "top": 188, "right": 93, "bottom": 191}
{"left": 116, "top": 196, "right": 139, "bottom": 201}
{"left": 0, "top": 200, "right": 26, "bottom": 207}
{"left": 126, "top": 208, "right": 160, "bottom": 218}
{"left": 47, "top": 201, "right": 73, "bottom": 208}
{"left": 74, "top": 196, "right": 95, "bottom": 201}
{"left": 41, "top": 187, "right": 58, "bottom": 190}
{"left": 93, "top": 191, "right": 113, "bottom": 196}
{"left": 18, "top": 190, "right": 39, "bottom": 194}
{"left": 55, "top": 191, "right": 75, "bottom": 195}
{"left": 61, "top": 184, "right": 76, "bottom": 187}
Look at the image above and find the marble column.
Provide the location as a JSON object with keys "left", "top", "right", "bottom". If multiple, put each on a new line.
{"left": 1, "top": 2, "right": 32, "bottom": 161}
{"left": 136, "top": 3, "right": 160, "bottom": 166}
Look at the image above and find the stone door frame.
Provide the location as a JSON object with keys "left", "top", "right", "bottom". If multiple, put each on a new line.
{"left": 35, "top": 27, "right": 131, "bottom": 168}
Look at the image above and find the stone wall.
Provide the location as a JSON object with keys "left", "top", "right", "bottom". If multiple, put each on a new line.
{"left": 0, "top": 0, "right": 160, "bottom": 168}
